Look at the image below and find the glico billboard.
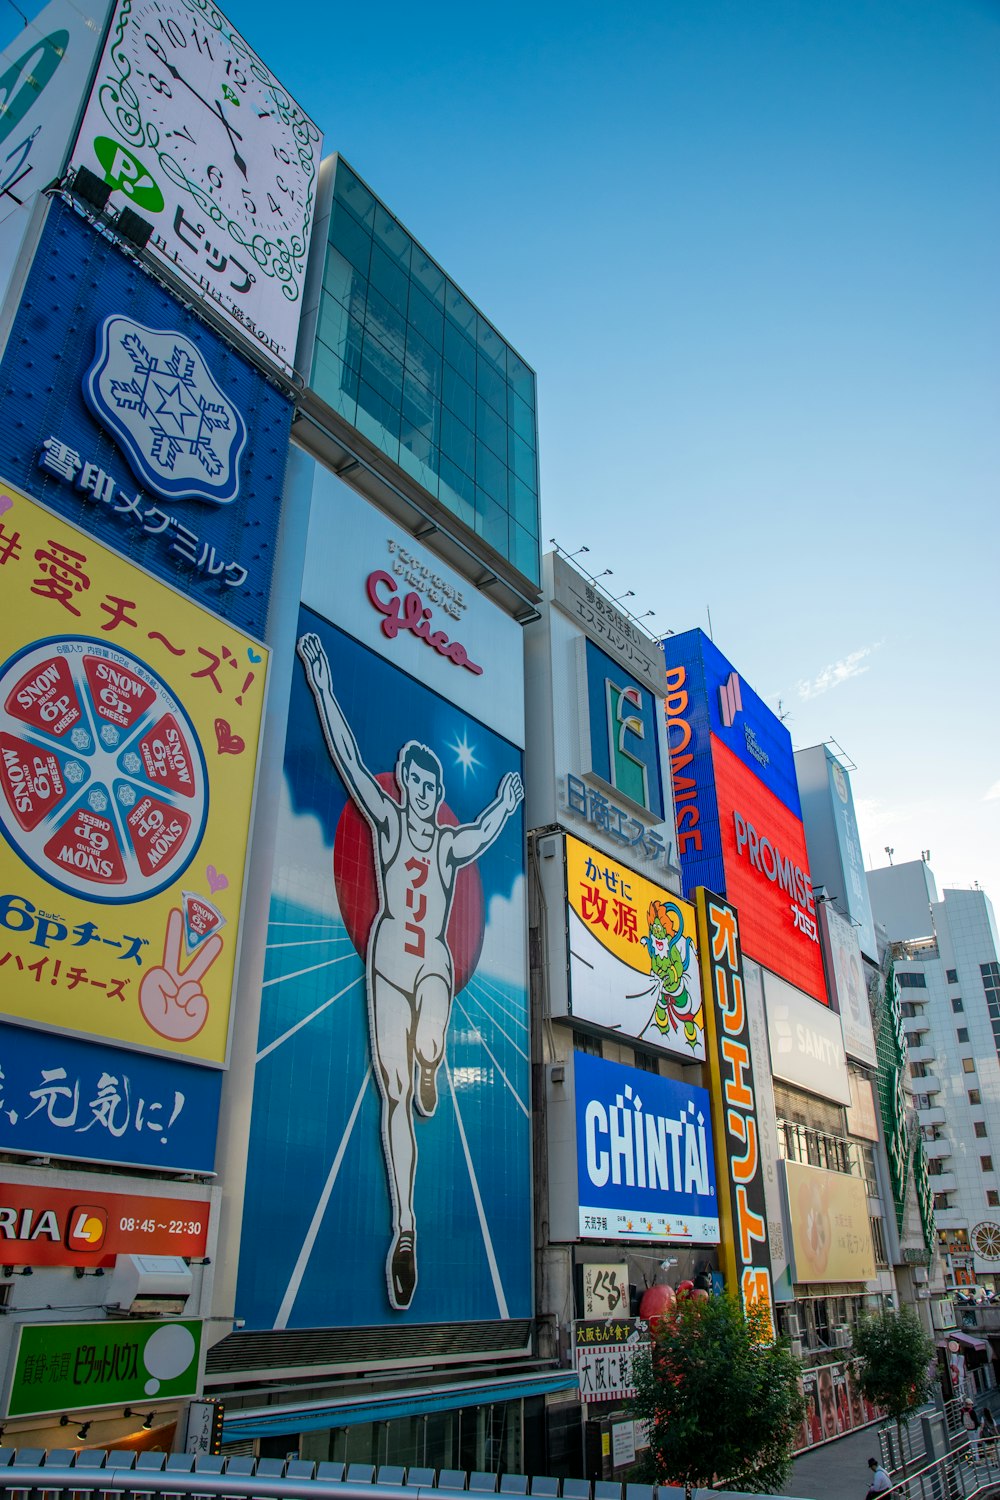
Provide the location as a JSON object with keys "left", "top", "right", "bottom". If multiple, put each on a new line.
{"left": 236, "top": 466, "right": 530, "bottom": 1331}
{"left": 663, "top": 631, "right": 827, "bottom": 1004}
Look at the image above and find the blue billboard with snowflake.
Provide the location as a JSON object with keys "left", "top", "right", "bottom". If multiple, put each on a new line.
{"left": 0, "top": 197, "right": 292, "bottom": 640}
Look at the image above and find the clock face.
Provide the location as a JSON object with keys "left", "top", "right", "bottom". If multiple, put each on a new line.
{"left": 72, "top": 0, "right": 322, "bottom": 370}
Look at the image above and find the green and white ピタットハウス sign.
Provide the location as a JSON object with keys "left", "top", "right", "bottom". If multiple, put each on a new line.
{"left": 8, "top": 1319, "right": 201, "bottom": 1416}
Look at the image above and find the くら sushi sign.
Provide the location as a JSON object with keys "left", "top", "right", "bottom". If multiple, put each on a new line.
{"left": 696, "top": 887, "right": 774, "bottom": 1334}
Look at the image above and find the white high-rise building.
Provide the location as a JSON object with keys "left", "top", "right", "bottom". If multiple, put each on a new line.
{"left": 868, "top": 859, "right": 1000, "bottom": 1291}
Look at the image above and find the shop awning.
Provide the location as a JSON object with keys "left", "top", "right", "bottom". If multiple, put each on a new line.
{"left": 938, "top": 1332, "right": 989, "bottom": 1354}
{"left": 222, "top": 1370, "right": 581, "bottom": 1441}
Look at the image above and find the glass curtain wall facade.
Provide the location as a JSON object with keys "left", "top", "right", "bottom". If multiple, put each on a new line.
{"left": 313, "top": 158, "right": 540, "bottom": 585}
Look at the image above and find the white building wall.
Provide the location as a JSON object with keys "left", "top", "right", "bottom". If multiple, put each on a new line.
{"left": 869, "top": 866, "right": 1000, "bottom": 1285}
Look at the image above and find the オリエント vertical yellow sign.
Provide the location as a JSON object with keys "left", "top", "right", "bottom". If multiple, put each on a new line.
{"left": 696, "top": 886, "right": 775, "bottom": 1335}
{"left": 566, "top": 834, "right": 704, "bottom": 1058}
{"left": 0, "top": 481, "right": 266, "bottom": 1065}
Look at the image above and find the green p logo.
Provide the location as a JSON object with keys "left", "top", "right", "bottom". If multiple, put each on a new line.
{"left": 93, "top": 137, "right": 164, "bottom": 212}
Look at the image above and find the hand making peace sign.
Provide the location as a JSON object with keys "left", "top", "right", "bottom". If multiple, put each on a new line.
{"left": 139, "top": 908, "right": 224, "bottom": 1042}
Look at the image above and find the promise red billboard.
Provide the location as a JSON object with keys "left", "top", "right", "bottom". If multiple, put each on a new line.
{"left": 712, "top": 738, "right": 827, "bottom": 1003}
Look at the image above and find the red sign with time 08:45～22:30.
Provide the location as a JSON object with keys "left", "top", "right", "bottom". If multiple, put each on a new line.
{"left": 0, "top": 1182, "right": 210, "bottom": 1266}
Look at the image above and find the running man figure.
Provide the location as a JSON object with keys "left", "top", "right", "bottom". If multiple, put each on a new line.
{"left": 298, "top": 633, "right": 524, "bottom": 1311}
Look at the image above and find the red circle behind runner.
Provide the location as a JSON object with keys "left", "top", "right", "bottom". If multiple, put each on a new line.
{"left": 333, "top": 771, "right": 486, "bottom": 993}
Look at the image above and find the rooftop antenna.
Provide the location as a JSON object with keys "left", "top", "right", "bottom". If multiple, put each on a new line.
{"left": 777, "top": 698, "right": 790, "bottom": 723}
{"left": 706, "top": 605, "right": 714, "bottom": 640}
{"left": 921, "top": 850, "right": 931, "bottom": 864}
{"left": 885, "top": 846, "right": 894, "bottom": 865}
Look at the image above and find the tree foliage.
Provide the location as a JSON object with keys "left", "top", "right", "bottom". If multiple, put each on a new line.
{"left": 628, "top": 1294, "right": 805, "bottom": 1497}
{"left": 851, "top": 1307, "right": 936, "bottom": 1424}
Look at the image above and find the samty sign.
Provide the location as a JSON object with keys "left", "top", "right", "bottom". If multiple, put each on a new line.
{"left": 696, "top": 887, "right": 774, "bottom": 1333}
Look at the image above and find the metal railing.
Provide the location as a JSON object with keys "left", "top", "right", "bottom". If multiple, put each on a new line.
{"left": 0, "top": 1452, "right": 675, "bottom": 1500}
{"left": 878, "top": 1436, "right": 1000, "bottom": 1500}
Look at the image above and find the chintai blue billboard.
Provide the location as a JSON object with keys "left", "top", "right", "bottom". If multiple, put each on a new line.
{"left": 575, "top": 1051, "right": 719, "bottom": 1243}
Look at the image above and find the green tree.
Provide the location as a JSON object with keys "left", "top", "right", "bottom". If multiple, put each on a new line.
{"left": 628, "top": 1294, "right": 805, "bottom": 1499}
{"left": 851, "top": 1307, "right": 936, "bottom": 1476}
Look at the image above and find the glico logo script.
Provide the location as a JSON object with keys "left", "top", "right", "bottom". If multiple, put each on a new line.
{"left": 366, "top": 571, "right": 484, "bottom": 675}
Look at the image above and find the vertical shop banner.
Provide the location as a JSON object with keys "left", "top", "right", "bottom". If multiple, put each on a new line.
{"left": 846, "top": 1073, "right": 879, "bottom": 1141}
{"left": 696, "top": 888, "right": 774, "bottom": 1332}
{"left": 782, "top": 1160, "right": 875, "bottom": 1283}
{"left": 9, "top": 1318, "right": 201, "bottom": 1415}
{"left": 566, "top": 835, "right": 704, "bottom": 1059}
{"left": 70, "top": 0, "right": 321, "bottom": 369}
{"left": 0, "top": 198, "right": 292, "bottom": 640}
{"left": 0, "top": 1022, "right": 219, "bottom": 1170}
{"left": 0, "top": 481, "right": 266, "bottom": 1067}
{"left": 743, "top": 958, "right": 791, "bottom": 1300}
{"left": 820, "top": 902, "right": 877, "bottom": 1066}
{"left": 574, "top": 1052, "right": 719, "bottom": 1242}
{"left": 237, "top": 510, "right": 531, "bottom": 1329}
{"left": 0, "top": 0, "right": 112, "bottom": 300}
{"left": 580, "top": 1262, "right": 630, "bottom": 1317}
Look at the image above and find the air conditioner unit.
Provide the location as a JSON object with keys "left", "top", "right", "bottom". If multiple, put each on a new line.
{"left": 106, "top": 1254, "right": 193, "bottom": 1316}
{"left": 785, "top": 1311, "right": 802, "bottom": 1337}
{"left": 791, "top": 1337, "right": 804, "bottom": 1360}
{"left": 833, "top": 1327, "right": 851, "bottom": 1349}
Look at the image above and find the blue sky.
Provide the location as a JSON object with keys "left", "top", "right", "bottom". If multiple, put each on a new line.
{"left": 6, "top": 0, "right": 998, "bottom": 907}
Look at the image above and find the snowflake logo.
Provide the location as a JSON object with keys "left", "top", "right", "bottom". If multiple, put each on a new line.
{"left": 117, "top": 785, "right": 137, "bottom": 808}
{"left": 71, "top": 727, "right": 91, "bottom": 751}
{"left": 100, "top": 724, "right": 121, "bottom": 747}
{"left": 64, "top": 761, "right": 85, "bottom": 784}
{"left": 121, "top": 752, "right": 142, "bottom": 775}
{"left": 88, "top": 788, "right": 109, "bottom": 813}
{"left": 84, "top": 316, "right": 247, "bottom": 505}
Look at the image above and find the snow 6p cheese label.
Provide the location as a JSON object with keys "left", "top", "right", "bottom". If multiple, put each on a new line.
{"left": 0, "top": 480, "right": 266, "bottom": 1066}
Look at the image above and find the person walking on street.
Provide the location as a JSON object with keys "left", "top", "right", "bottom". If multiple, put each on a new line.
{"left": 980, "top": 1405, "right": 998, "bottom": 1458}
{"left": 962, "top": 1399, "right": 982, "bottom": 1462}
{"left": 865, "top": 1457, "right": 892, "bottom": 1500}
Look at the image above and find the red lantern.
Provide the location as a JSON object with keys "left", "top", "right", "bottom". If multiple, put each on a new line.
{"left": 639, "top": 1283, "right": 676, "bottom": 1330}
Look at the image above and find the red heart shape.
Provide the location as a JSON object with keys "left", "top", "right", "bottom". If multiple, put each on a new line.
{"left": 214, "top": 717, "right": 245, "bottom": 755}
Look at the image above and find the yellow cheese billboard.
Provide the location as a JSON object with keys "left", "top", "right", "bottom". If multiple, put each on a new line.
{"left": 0, "top": 481, "right": 266, "bottom": 1065}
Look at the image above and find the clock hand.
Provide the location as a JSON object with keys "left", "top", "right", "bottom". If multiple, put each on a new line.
{"left": 161, "top": 59, "right": 248, "bottom": 178}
